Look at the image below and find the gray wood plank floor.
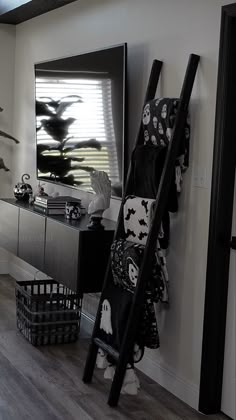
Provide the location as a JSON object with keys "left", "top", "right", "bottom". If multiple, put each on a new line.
{"left": 0, "top": 275, "right": 229, "bottom": 420}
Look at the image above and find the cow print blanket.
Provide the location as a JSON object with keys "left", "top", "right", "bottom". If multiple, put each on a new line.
{"left": 123, "top": 195, "right": 157, "bottom": 246}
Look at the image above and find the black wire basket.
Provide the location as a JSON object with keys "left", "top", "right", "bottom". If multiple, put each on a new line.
{"left": 15, "top": 279, "right": 82, "bottom": 346}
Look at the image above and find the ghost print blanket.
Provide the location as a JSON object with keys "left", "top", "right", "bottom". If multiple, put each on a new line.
{"left": 97, "top": 284, "right": 141, "bottom": 395}
{"left": 98, "top": 281, "right": 159, "bottom": 361}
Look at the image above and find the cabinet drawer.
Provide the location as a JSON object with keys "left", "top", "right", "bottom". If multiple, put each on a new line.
{"left": 45, "top": 218, "right": 79, "bottom": 291}
{"left": 18, "top": 209, "right": 45, "bottom": 271}
{"left": 0, "top": 201, "right": 19, "bottom": 254}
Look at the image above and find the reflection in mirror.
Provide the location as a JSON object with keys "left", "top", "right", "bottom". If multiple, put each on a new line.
{"left": 35, "top": 44, "right": 127, "bottom": 197}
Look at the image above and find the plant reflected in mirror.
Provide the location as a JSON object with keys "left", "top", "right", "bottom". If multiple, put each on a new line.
{"left": 36, "top": 93, "right": 102, "bottom": 186}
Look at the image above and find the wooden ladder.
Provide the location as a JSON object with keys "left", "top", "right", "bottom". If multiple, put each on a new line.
{"left": 83, "top": 54, "right": 200, "bottom": 407}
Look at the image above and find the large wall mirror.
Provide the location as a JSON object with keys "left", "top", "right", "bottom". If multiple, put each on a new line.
{"left": 34, "top": 44, "right": 127, "bottom": 198}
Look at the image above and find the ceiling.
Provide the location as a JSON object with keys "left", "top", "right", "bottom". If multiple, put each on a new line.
{"left": 0, "top": 0, "right": 78, "bottom": 24}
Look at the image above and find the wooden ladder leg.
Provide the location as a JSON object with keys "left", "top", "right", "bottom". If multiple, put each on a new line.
{"left": 108, "top": 361, "right": 128, "bottom": 407}
{"left": 82, "top": 340, "right": 99, "bottom": 383}
{"left": 107, "top": 345, "right": 134, "bottom": 407}
{"left": 107, "top": 307, "right": 142, "bottom": 407}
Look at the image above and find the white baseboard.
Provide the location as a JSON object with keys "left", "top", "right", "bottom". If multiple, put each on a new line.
{"left": 137, "top": 354, "right": 199, "bottom": 410}
{"left": 80, "top": 312, "right": 95, "bottom": 336}
{"left": 9, "top": 260, "right": 47, "bottom": 282}
{"left": 8, "top": 254, "right": 50, "bottom": 282}
{"left": 0, "top": 248, "right": 9, "bottom": 274}
{"left": 0, "top": 259, "right": 9, "bottom": 274}
{"left": 6, "top": 259, "right": 199, "bottom": 411}
{"left": 76, "top": 311, "right": 199, "bottom": 410}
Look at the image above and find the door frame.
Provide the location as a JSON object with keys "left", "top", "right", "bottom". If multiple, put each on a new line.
{"left": 199, "top": 2, "right": 236, "bottom": 414}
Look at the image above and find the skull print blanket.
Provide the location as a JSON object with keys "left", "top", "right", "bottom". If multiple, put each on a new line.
{"left": 141, "top": 97, "right": 190, "bottom": 171}
{"left": 110, "top": 238, "right": 168, "bottom": 303}
{"left": 131, "top": 98, "right": 190, "bottom": 249}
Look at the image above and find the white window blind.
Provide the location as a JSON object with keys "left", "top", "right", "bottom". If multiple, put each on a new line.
{"left": 35, "top": 76, "right": 119, "bottom": 191}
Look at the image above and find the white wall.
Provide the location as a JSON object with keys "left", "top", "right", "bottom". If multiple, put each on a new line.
{"left": 0, "top": 25, "right": 16, "bottom": 271}
{"left": 9, "top": 0, "right": 230, "bottom": 409}
{"left": 0, "top": 25, "right": 16, "bottom": 197}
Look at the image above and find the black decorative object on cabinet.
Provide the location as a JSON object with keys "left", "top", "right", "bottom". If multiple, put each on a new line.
{"left": 14, "top": 173, "right": 33, "bottom": 201}
{"left": 65, "top": 201, "right": 81, "bottom": 220}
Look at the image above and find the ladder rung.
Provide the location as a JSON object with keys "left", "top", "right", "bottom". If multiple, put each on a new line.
{"left": 94, "top": 337, "right": 119, "bottom": 361}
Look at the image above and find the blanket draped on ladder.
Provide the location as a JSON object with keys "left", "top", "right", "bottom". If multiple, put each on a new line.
{"left": 95, "top": 97, "right": 190, "bottom": 395}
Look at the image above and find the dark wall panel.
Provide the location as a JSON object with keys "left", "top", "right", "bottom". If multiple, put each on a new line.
{"left": 0, "top": 0, "right": 78, "bottom": 24}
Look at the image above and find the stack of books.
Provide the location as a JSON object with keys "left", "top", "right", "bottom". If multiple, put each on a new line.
{"left": 33, "top": 195, "right": 82, "bottom": 215}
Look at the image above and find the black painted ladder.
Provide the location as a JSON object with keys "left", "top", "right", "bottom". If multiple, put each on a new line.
{"left": 83, "top": 54, "right": 200, "bottom": 407}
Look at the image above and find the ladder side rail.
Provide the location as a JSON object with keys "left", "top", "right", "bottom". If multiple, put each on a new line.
{"left": 82, "top": 59, "right": 163, "bottom": 384}
{"left": 107, "top": 53, "right": 200, "bottom": 407}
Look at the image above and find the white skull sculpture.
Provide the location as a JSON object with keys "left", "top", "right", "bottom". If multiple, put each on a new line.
{"left": 151, "top": 135, "right": 158, "bottom": 146}
{"left": 144, "top": 130, "right": 149, "bottom": 144}
{"left": 158, "top": 122, "right": 164, "bottom": 134}
{"left": 153, "top": 116, "right": 158, "bottom": 129}
{"left": 155, "top": 98, "right": 162, "bottom": 107}
{"left": 161, "top": 104, "right": 167, "bottom": 119}
{"left": 166, "top": 127, "right": 172, "bottom": 141}
{"left": 128, "top": 257, "right": 139, "bottom": 287}
{"left": 143, "top": 104, "right": 151, "bottom": 125}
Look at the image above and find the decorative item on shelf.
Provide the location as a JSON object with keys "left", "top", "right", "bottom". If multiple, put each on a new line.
{"left": 51, "top": 191, "right": 59, "bottom": 198}
{"left": 65, "top": 201, "right": 81, "bottom": 220}
{"left": 33, "top": 195, "right": 82, "bottom": 216}
{"left": 14, "top": 173, "right": 33, "bottom": 201}
{"left": 28, "top": 192, "right": 34, "bottom": 205}
{"left": 87, "top": 170, "right": 111, "bottom": 230}
{"left": 36, "top": 181, "right": 48, "bottom": 197}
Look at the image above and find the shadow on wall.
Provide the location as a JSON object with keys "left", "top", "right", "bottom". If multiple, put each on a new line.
{"left": 127, "top": 43, "right": 149, "bottom": 156}
{"left": 0, "top": 106, "right": 19, "bottom": 172}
